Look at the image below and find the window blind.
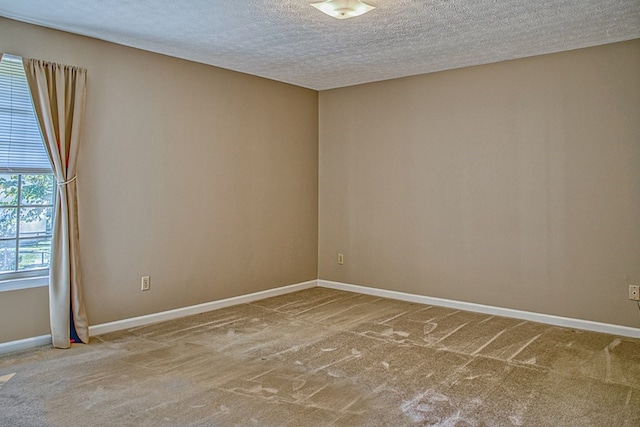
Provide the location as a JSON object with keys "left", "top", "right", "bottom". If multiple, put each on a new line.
{"left": 0, "top": 54, "right": 52, "bottom": 173}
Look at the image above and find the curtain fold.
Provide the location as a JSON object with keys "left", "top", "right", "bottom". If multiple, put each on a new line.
{"left": 23, "top": 58, "right": 88, "bottom": 349}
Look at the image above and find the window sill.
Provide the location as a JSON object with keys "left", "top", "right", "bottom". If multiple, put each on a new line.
{"left": 0, "top": 276, "right": 49, "bottom": 292}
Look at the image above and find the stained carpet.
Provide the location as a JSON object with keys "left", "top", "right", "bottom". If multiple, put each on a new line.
{"left": 0, "top": 287, "right": 639, "bottom": 426}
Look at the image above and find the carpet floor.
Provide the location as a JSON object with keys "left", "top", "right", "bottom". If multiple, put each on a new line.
{"left": 1, "top": 287, "right": 639, "bottom": 426}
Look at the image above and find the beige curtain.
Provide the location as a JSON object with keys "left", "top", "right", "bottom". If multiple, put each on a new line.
{"left": 23, "top": 58, "right": 88, "bottom": 349}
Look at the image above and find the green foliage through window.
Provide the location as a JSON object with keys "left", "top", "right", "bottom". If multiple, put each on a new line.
{"left": 0, "top": 174, "right": 54, "bottom": 275}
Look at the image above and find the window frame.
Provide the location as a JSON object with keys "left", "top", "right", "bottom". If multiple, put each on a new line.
{"left": 0, "top": 53, "right": 54, "bottom": 288}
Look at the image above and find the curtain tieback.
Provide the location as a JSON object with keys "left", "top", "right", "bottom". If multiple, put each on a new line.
{"left": 57, "top": 175, "right": 77, "bottom": 186}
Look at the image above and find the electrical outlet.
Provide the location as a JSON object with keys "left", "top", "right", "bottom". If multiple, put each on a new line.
{"left": 630, "top": 285, "right": 640, "bottom": 301}
{"left": 141, "top": 276, "right": 150, "bottom": 291}
{"left": 337, "top": 253, "right": 344, "bottom": 265}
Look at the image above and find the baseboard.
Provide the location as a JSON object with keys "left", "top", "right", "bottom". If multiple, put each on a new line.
{"left": 0, "top": 280, "right": 317, "bottom": 355}
{"left": 4, "top": 278, "right": 637, "bottom": 355}
{"left": 89, "top": 279, "right": 318, "bottom": 336}
{"left": 0, "top": 334, "right": 51, "bottom": 355}
{"left": 319, "top": 280, "right": 640, "bottom": 339}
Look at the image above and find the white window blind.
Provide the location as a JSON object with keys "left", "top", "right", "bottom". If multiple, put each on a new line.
{"left": 0, "top": 54, "right": 51, "bottom": 173}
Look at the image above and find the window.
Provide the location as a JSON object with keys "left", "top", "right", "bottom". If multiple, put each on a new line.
{"left": 0, "top": 54, "right": 53, "bottom": 281}
{"left": 0, "top": 174, "right": 55, "bottom": 277}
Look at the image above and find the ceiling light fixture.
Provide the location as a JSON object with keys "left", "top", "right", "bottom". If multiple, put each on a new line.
{"left": 310, "top": 0, "right": 375, "bottom": 20}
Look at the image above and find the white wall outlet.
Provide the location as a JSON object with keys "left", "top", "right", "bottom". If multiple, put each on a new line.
{"left": 337, "top": 253, "right": 344, "bottom": 265}
{"left": 630, "top": 285, "right": 640, "bottom": 301}
{"left": 141, "top": 276, "right": 151, "bottom": 291}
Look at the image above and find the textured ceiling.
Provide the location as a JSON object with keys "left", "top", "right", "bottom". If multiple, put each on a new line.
{"left": 0, "top": 0, "right": 639, "bottom": 90}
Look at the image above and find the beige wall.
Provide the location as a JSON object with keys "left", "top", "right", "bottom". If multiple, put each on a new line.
{"left": 319, "top": 40, "right": 640, "bottom": 328}
{"left": 0, "top": 17, "right": 318, "bottom": 343}
{"left": 1, "top": 17, "right": 638, "bottom": 344}
{"left": 0, "top": 286, "right": 49, "bottom": 342}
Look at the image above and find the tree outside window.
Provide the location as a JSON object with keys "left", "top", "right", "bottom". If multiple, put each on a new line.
{"left": 0, "top": 174, "right": 55, "bottom": 276}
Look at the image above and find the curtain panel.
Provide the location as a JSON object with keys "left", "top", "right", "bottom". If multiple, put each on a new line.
{"left": 23, "top": 58, "right": 89, "bottom": 349}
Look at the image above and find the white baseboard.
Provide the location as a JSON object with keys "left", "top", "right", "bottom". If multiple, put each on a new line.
{"left": 0, "top": 280, "right": 317, "bottom": 355}
{"left": 89, "top": 280, "right": 318, "bottom": 336}
{"left": 4, "top": 278, "right": 637, "bottom": 355}
{"left": 0, "top": 334, "right": 51, "bottom": 355}
{"left": 319, "top": 280, "right": 640, "bottom": 339}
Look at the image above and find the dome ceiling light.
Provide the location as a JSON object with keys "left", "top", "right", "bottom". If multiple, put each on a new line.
{"left": 310, "top": 0, "right": 376, "bottom": 19}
